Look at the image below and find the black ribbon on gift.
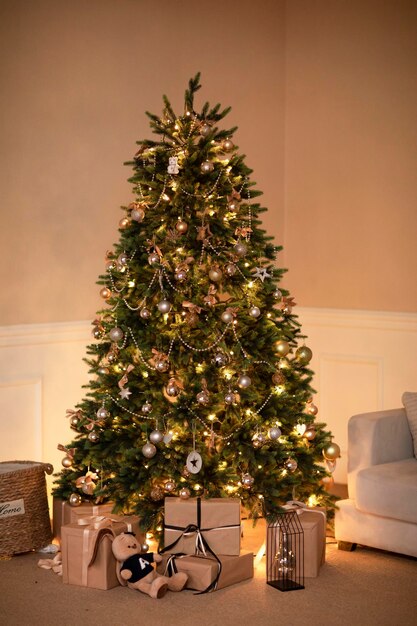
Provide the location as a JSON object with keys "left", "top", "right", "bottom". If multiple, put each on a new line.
{"left": 159, "top": 498, "right": 224, "bottom": 594}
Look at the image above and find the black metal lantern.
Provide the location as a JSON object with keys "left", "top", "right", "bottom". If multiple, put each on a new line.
{"left": 267, "top": 510, "right": 305, "bottom": 591}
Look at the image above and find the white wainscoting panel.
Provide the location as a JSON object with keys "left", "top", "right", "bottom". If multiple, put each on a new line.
{"left": 0, "top": 309, "right": 416, "bottom": 496}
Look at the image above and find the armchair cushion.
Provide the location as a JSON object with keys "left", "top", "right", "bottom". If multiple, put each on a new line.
{"left": 402, "top": 392, "right": 417, "bottom": 459}
{"left": 355, "top": 458, "right": 417, "bottom": 524}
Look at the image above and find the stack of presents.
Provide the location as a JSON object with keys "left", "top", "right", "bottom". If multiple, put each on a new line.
{"left": 52, "top": 496, "right": 327, "bottom": 594}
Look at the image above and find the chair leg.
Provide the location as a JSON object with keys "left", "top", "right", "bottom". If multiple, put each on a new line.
{"left": 338, "top": 541, "right": 357, "bottom": 552}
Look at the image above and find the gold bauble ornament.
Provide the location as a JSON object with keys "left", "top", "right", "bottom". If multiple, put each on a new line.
{"left": 274, "top": 340, "right": 290, "bottom": 357}
{"left": 208, "top": 267, "right": 223, "bottom": 282}
{"left": 304, "top": 426, "right": 316, "bottom": 441}
{"left": 179, "top": 487, "right": 191, "bottom": 500}
{"left": 322, "top": 442, "right": 341, "bottom": 460}
{"left": 119, "top": 217, "right": 130, "bottom": 229}
{"left": 200, "top": 160, "right": 214, "bottom": 173}
{"left": 68, "top": 493, "right": 82, "bottom": 507}
{"left": 100, "top": 287, "right": 111, "bottom": 300}
{"left": 175, "top": 219, "right": 188, "bottom": 234}
{"left": 150, "top": 486, "right": 164, "bottom": 501}
{"left": 164, "top": 480, "right": 176, "bottom": 493}
{"left": 272, "top": 371, "right": 285, "bottom": 385}
{"left": 61, "top": 456, "right": 73, "bottom": 468}
{"left": 296, "top": 346, "right": 313, "bottom": 364}
{"left": 222, "top": 138, "right": 234, "bottom": 152}
{"left": 306, "top": 401, "right": 318, "bottom": 416}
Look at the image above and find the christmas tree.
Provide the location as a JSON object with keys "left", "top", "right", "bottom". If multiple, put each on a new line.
{"left": 54, "top": 74, "right": 339, "bottom": 534}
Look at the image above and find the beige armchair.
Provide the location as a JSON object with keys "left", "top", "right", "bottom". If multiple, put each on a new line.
{"left": 335, "top": 407, "right": 417, "bottom": 558}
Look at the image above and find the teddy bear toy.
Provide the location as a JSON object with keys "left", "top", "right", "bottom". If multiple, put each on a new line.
{"left": 111, "top": 532, "right": 188, "bottom": 599}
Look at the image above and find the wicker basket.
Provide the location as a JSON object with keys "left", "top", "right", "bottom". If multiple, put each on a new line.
{"left": 0, "top": 461, "right": 53, "bottom": 556}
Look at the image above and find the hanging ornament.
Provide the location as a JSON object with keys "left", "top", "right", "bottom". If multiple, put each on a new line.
{"left": 242, "top": 473, "right": 254, "bottom": 489}
{"left": 221, "top": 307, "right": 237, "bottom": 324}
{"left": 150, "top": 486, "right": 164, "bottom": 501}
{"left": 227, "top": 199, "right": 239, "bottom": 212}
{"left": 109, "top": 327, "right": 124, "bottom": 342}
{"left": 306, "top": 399, "right": 318, "bottom": 415}
{"left": 326, "top": 459, "right": 337, "bottom": 473}
{"left": 66, "top": 409, "right": 83, "bottom": 429}
{"left": 99, "top": 287, "right": 112, "bottom": 300}
{"left": 213, "top": 352, "right": 229, "bottom": 368}
{"left": 117, "top": 252, "right": 129, "bottom": 268}
{"left": 163, "top": 431, "right": 173, "bottom": 444}
{"left": 285, "top": 458, "right": 298, "bottom": 472}
{"left": 322, "top": 442, "right": 341, "bottom": 461}
{"left": 96, "top": 407, "right": 109, "bottom": 420}
{"left": 238, "top": 374, "right": 251, "bottom": 389}
{"left": 174, "top": 268, "right": 188, "bottom": 282}
{"left": 222, "top": 138, "right": 234, "bottom": 152}
{"left": 139, "top": 306, "right": 151, "bottom": 320}
{"left": 296, "top": 346, "right": 313, "bottom": 364}
{"left": 224, "top": 391, "right": 236, "bottom": 405}
{"left": 278, "top": 296, "right": 296, "bottom": 315}
{"left": 97, "top": 366, "right": 110, "bottom": 376}
{"left": 252, "top": 267, "right": 271, "bottom": 282}
{"left": 142, "top": 441, "right": 157, "bottom": 458}
{"left": 92, "top": 326, "right": 102, "bottom": 340}
{"left": 76, "top": 471, "right": 98, "bottom": 496}
{"left": 249, "top": 306, "right": 261, "bottom": 319}
{"left": 208, "top": 265, "right": 223, "bottom": 282}
{"left": 167, "top": 156, "right": 180, "bottom": 175}
{"left": 199, "top": 122, "right": 212, "bottom": 137}
{"left": 233, "top": 241, "right": 248, "bottom": 257}
{"left": 107, "top": 343, "right": 119, "bottom": 364}
{"left": 157, "top": 299, "right": 172, "bottom": 314}
{"left": 224, "top": 262, "right": 237, "bottom": 276}
{"left": 148, "top": 252, "right": 160, "bottom": 265}
{"left": 175, "top": 219, "right": 188, "bottom": 234}
{"left": 203, "top": 284, "right": 218, "bottom": 307}
{"left": 61, "top": 456, "right": 73, "bottom": 468}
{"left": 304, "top": 426, "right": 316, "bottom": 441}
{"left": 273, "top": 288, "right": 282, "bottom": 300}
{"left": 181, "top": 466, "right": 191, "bottom": 478}
{"left": 58, "top": 443, "right": 75, "bottom": 467}
{"left": 196, "top": 379, "right": 210, "bottom": 405}
{"left": 150, "top": 349, "right": 170, "bottom": 372}
{"left": 164, "top": 479, "right": 176, "bottom": 493}
{"left": 141, "top": 542, "right": 150, "bottom": 553}
{"left": 200, "top": 160, "right": 214, "bottom": 173}
{"left": 150, "top": 429, "right": 164, "bottom": 445}
{"left": 179, "top": 487, "right": 191, "bottom": 500}
{"left": 268, "top": 426, "right": 282, "bottom": 440}
{"left": 119, "top": 216, "right": 130, "bottom": 230}
{"left": 118, "top": 364, "right": 134, "bottom": 400}
{"left": 252, "top": 433, "right": 264, "bottom": 449}
{"left": 274, "top": 340, "right": 290, "bottom": 357}
{"left": 88, "top": 431, "right": 100, "bottom": 443}
{"left": 182, "top": 301, "right": 202, "bottom": 327}
{"left": 119, "top": 388, "right": 132, "bottom": 399}
{"left": 141, "top": 401, "right": 152, "bottom": 415}
{"left": 271, "top": 370, "right": 285, "bottom": 385}
{"left": 186, "top": 423, "right": 203, "bottom": 474}
{"left": 166, "top": 378, "right": 181, "bottom": 398}
{"left": 68, "top": 493, "right": 82, "bottom": 507}
{"left": 129, "top": 202, "right": 145, "bottom": 223}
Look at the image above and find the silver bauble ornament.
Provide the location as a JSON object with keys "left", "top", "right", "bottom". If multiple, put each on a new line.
{"left": 96, "top": 407, "right": 109, "bottom": 420}
{"left": 81, "top": 482, "right": 94, "bottom": 495}
{"left": 164, "top": 480, "right": 176, "bottom": 493}
{"left": 296, "top": 346, "right": 313, "bottom": 364}
{"left": 107, "top": 351, "right": 117, "bottom": 363}
{"left": 224, "top": 263, "right": 237, "bottom": 276}
{"left": 149, "top": 429, "right": 164, "bottom": 445}
{"left": 234, "top": 242, "right": 248, "bottom": 257}
{"left": 70, "top": 415, "right": 80, "bottom": 428}
{"left": 141, "top": 402, "right": 152, "bottom": 415}
{"left": 106, "top": 259, "right": 116, "bottom": 271}
{"left": 119, "top": 217, "right": 130, "bottom": 229}
{"left": 224, "top": 392, "right": 236, "bottom": 405}
{"left": 148, "top": 252, "right": 160, "bottom": 265}
{"left": 227, "top": 200, "right": 239, "bottom": 211}
{"left": 179, "top": 487, "right": 191, "bottom": 500}
{"left": 175, "top": 220, "right": 188, "bottom": 234}
{"left": 196, "top": 390, "right": 210, "bottom": 405}
{"left": 117, "top": 252, "right": 129, "bottom": 267}
{"left": 68, "top": 493, "right": 82, "bottom": 507}
{"left": 213, "top": 352, "right": 229, "bottom": 368}
{"left": 61, "top": 456, "right": 73, "bottom": 468}
{"left": 200, "top": 160, "right": 214, "bottom": 173}
{"left": 100, "top": 287, "right": 111, "bottom": 300}
{"left": 252, "top": 434, "right": 263, "bottom": 449}
{"left": 268, "top": 426, "right": 282, "bottom": 440}
{"left": 142, "top": 442, "right": 157, "bottom": 458}
{"left": 131, "top": 207, "right": 145, "bottom": 222}
{"left": 209, "top": 268, "right": 223, "bottom": 282}
{"left": 249, "top": 306, "right": 261, "bottom": 319}
{"left": 323, "top": 442, "right": 341, "bottom": 461}
{"left": 157, "top": 299, "right": 172, "bottom": 314}
{"left": 166, "top": 380, "right": 180, "bottom": 397}
{"left": 155, "top": 358, "right": 169, "bottom": 373}
{"left": 275, "top": 340, "right": 290, "bottom": 356}
{"left": 200, "top": 122, "right": 211, "bottom": 137}
{"left": 221, "top": 310, "right": 233, "bottom": 324}
{"left": 257, "top": 433, "right": 267, "bottom": 445}
{"left": 88, "top": 431, "right": 100, "bottom": 443}
{"left": 109, "top": 327, "right": 124, "bottom": 342}
{"left": 98, "top": 366, "right": 110, "bottom": 376}
{"left": 285, "top": 458, "right": 298, "bottom": 472}
{"left": 222, "top": 138, "right": 234, "bottom": 152}
{"left": 92, "top": 327, "right": 102, "bottom": 339}
{"left": 238, "top": 374, "right": 251, "bottom": 389}
{"left": 273, "top": 289, "right": 282, "bottom": 299}
{"left": 175, "top": 269, "right": 187, "bottom": 282}
{"left": 139, "top": 307, "right": 151, "bottom": 320}
{"left": 242, "top": 473, "right": 254, "bottom": 488}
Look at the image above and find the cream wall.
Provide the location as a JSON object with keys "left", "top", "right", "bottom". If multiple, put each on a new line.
{"left": 0, "top": 0, "right": 285, "bottom": 326}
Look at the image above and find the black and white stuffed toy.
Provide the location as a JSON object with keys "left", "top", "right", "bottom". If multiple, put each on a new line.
{"left": 111, "top": 532, "right": 188, "bottom": 599}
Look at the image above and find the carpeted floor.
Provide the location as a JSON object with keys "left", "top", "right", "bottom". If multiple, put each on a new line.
{"left": 1, "top": 517, "right": 416, "bottom": 626}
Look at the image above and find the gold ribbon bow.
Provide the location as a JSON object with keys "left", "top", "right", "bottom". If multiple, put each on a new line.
{"left": 182, "top": 301, "right": 202, "bottom": 314}
{"left": 228, "top": 189, "right": 241, "bottom": 202}
{"left": 203, "top": 284, "right": 217, "bottom": 307}
{"left": 57, "top": 444, "right": 76, "bottom": 459}
{"left": 118, "top": 364, "right": 135, "bottom": 390}
{"left": 196, "top": 224, "right": 212, "bottom": 242}
{"left": 146, "top": 239, "right": 163, "bottom": 257}
{"left": 149, "top": 348, "right": 169, "bottom": 367}
{"left": 75, "top": 471, "right": 98, "bottom": 495}
{"left": 234, "top": 226, "right": 253, "bottom": 238}
{"left": 66, "top": 408, "right": 83, "bottom": 422}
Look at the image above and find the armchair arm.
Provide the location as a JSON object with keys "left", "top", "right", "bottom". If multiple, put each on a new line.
{"left": 347, "top": 408, "right": 413, "bottom": 499}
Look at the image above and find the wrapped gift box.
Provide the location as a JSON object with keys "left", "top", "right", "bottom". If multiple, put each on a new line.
{"left": 297, "top": 508, "right": 326, "bottom": 577}
{"left": 61, "top": 514, "right": 143, "bottom": 589}
{"left": 157, "top": 550, "right": 254, "bottom": 592}
{"left": 163, "top": 497, "right": 241, "bottom": 556}
{"left": 53, "top": 498, "right": 115, "bottom": 541}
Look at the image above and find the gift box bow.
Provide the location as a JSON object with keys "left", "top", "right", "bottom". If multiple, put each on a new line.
{"left": 283, "top": 500, "right": 327, "bottom": 522}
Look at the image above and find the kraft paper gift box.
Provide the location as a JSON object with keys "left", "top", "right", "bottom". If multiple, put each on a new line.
{"left": 61, "top": 514, "right": 143, "bottom": 589}
{"left": 53, "top": 498, "right": 115, "bottom": 540}
{"left": 297, "top": 508, "right": 326, "bottom": 577}
{"left": 163, "top": 497, "right": 241, "bottom": 556}
{"left": 157, "top": 551, "right": 254, "bottom": 593}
